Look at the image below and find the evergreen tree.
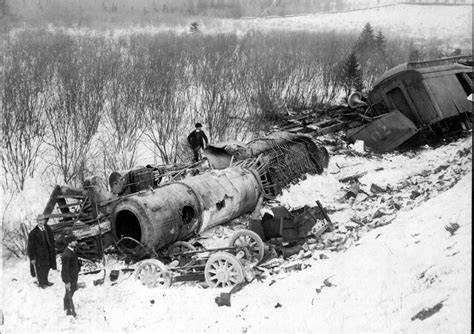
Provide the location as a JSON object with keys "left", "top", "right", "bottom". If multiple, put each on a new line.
{"left": 355, "top": 22, "right": 375, "bottom": 54}
{"left": 352, "top": 25, "right": 389, "bottom": 90}
{"left": 190, "top": 21, "right": 200, "bottom": 33}
{"left": 408, "top": 43, "right": 424, "bottom": 62}
{"left": 374, "top": 30, "right": 386, "bottom": 53}
{"left": 450, "top": 48, "right": 462, "bottom": 56}
{"left": 340, "top": 51, "right": 364, "bottom": 97}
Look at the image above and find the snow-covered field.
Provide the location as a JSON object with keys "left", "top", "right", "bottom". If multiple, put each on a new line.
{"left": 9, "top": 4, "right": 472, "bottom": 52}
{"left": 1, "top": 134, "right": 471, "bottom": 333}
{"left": 232, "top": 4, "right": 472, "bottom": 49}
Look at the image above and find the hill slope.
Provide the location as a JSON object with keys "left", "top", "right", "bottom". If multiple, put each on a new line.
{"left": 232, "top": 4, "right": 472, "bottom": 49}
{"left": 1, "top": 136, "right": 471, "bottom": 333}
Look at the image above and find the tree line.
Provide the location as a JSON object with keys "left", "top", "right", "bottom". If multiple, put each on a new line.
{"left": 6, "top": 0, "right": 358, "bottom": 27}
{"left": 2, "top": 26, "right": 451, "bottom": 191}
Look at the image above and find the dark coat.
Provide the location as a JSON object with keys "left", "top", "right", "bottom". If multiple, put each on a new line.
{"left": 28, "top": 224, "right": 56, "bottom": 276}
{"left": 187, "top": 129, "right": 208, "bottom": 150}
{"left": 61, "top": 247, "right": 80, "bottom": 284}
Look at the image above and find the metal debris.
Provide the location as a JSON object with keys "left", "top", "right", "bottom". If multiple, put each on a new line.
{"left": 215, "top": 281, "right": 250, "bottom": 307}
{"left": 411, "top": 301, "right": 445, "bottom": 321}
{"left": 250, "top": 204, "right": 330, "bottom": 243}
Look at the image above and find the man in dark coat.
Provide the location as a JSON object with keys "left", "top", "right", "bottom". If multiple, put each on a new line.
{"left": 187, "top": 123, "right": 209, "bottom": 162}
{"left": 62, "top": 234, "right": 80, "bottom": 317}
{"left": 28, "top": 214, "right": 56, "bottom": 288}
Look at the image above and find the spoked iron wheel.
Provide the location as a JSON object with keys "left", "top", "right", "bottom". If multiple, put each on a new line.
{"left": 168, "top": 241, "right": 196, "bottom": 266}
{"left": 135, "top": 259, "right": 171, "bottom": 288}
{"left": 116, "top": 236, "right": 152, "bottom": 260}
{"left": 228, "top": 230, "right": 264, "bottom": 264}
{"left": 204, "top": 252, "right": 244, "bottom": 288}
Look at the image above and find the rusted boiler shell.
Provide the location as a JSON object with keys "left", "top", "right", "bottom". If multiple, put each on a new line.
{"left": 205, "top": 131, "right": 329, "bottom": 169}
{"left": 244, "top": 131, "right": 313, "bottom": 158}
{"left": 112, "top": 167, "right": 261, "bottom": 251}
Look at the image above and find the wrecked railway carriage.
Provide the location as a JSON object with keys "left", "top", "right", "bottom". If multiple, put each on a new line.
{"left": 347, "top": 55, "right": 473, "bottom": 151}
{"left": 42, "top": 132, "right": 329, "bottom": 259}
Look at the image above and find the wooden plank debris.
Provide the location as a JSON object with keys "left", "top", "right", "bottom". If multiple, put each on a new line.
{"left": 338, "top": 171, "right": 368, "bottom": 183}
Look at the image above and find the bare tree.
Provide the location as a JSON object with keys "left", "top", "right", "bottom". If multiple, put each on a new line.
{"left": 2, "top": 32, "right": 53, "bottom": 191}
{"left": 237, "top": 30, "right": 354, "bottom": 135}
{"left": 3, "top": 29, "right": 449, "bottom": 187}
{"left": 102, "top": 43, "right": 147, "bottom": 172}
{"left": 43, "top": 34, "right": 105, "bottom": 185}
{"left": 192, "top": 34, "right": 247, "bottom": 142}
{"left": 238, "top": 31, "right": 300, "bottom": 133}
{"left": 140, "top": 35, "right": 191, "bottom": 164}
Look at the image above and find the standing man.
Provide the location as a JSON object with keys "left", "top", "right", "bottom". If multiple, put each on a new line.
{"left": 187, "top": 122, "right": 209, "bottom": 162}
{"left": 28, "top": 214, "right": 56, "bottom": 288}
{"left": 62, "top": 234, "right": 80, "bottom": 317}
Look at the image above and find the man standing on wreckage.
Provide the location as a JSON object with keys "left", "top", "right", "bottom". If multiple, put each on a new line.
{"left": 28, "top": 214, "right": 57, "bottom": 288}
{"left": 187, "top": 122, "right": 209, "bottom": 162}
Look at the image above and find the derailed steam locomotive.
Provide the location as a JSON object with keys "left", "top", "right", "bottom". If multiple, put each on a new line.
{"left": 41, "top": 131, "right": 329, "bottom": 259}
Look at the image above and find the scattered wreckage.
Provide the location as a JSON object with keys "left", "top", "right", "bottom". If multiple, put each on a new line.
{"left": 37, "top": 131, "right": 330, "bottom": 287}
{"left": 34, "top": 55, "right": 472, "bottom": 288}
{"left": 279, "top": 55, "right": 473, "bottom": 152}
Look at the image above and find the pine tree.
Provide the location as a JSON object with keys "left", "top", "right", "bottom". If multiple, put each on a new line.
{"left": 355, "top": 23, "right": 375, "bottom": 54}
{"left": 190, "top": 21, "right": 200, "bottom": 33}
{"left": 340, "top": 51, "right": 364, "bottom": 97}
{"left": 408, "top": 43, "right": 424, "bottom": 62}
{"left": 374, "top": 30, "right": 386, "bottom": 53}
{"left": 450, "top": 48, "right": 462, "bottom": 56}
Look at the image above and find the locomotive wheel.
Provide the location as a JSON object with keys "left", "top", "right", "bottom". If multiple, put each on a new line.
{"left": 204, "top": 252, "right": 244, "bottom": 288}
{"left": 135, "top": 259, "right": 171, "bottom": 288}
{"left": 168, "top": 241, "right": 197, "bottom": 266}
{"left": 228, "top": 230, "right": 265, "bottom": 264}
{"left": 168, "top": 241, "right": 196, "bottom": 257}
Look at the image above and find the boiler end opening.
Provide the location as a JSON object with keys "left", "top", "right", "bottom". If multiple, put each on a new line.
{"left": 115, "top": 209, "right": 142, "bottom": 250}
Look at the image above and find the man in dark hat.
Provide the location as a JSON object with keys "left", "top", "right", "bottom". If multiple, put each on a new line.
{"left": 27, "top": 214, "right": 57, "bottom": 288}
{"left": 62, "top": 234, "right": 80, "bottom": 317}
{"left": 187, "top": 123, "right": 209, "bottom": 162}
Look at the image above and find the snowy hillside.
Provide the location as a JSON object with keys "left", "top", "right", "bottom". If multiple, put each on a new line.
{"left": 232, "top": 4, "right": 472, "bottom": 49}
{"left": 11, "top": 4, "right": 471, "bottom": 52}
{"left": 1, "top": 134, "right": 471, "bottom": 333}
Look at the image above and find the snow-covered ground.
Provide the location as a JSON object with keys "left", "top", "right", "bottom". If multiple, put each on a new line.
{"left": 9, "top": 4, "right": 472, "bottom": 52}
{"left": 1, "top": 134, "right": 471, "bottom": 333}
{"left": 232, "top": 4, "right": 472, "bottom": 49}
